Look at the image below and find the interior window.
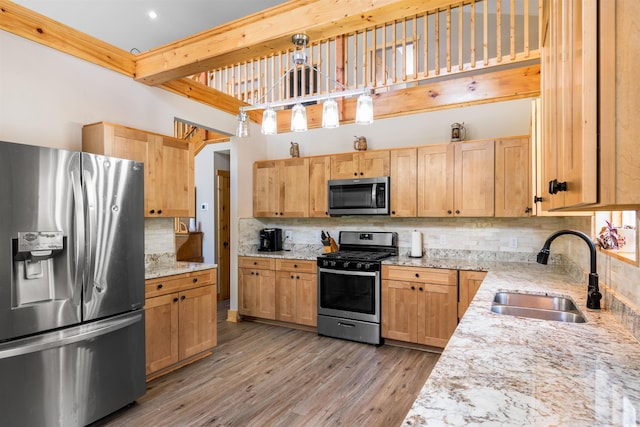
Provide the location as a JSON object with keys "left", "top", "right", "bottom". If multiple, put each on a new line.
{"left": 594, "top": 210, "right": 638, "bottom": 265}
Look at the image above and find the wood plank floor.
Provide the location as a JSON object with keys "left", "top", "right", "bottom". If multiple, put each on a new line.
{"left": 93, "top": 301, "right": 439, "bottom": 427}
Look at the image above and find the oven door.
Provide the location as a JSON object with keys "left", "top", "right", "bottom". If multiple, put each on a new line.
{"left": 317, "top": 267, "right": 380, "bottom": 323}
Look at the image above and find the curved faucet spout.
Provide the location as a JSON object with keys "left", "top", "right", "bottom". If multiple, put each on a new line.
{"left": 536, "top": 229, "right": 601, "bottom": 310}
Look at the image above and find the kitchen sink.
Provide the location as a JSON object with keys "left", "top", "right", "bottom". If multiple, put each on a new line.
{"left": 491, "top": 292, "right": 587, "bottom": 323}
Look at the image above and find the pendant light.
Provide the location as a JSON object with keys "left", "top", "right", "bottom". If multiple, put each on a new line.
{"left": 237, "top": 34, "right": 374, "bottom": 137}
{"left": 261, "top": 107, "right": 277, "bottom": 135}
{"left": 322, "top": 98, "right": 339, "bottom": 128}
{"left": 355, "top": 93, "right": 374, "bottom": 125}
{"left": 290, "top": 103, "right": 308, "bottom": 132}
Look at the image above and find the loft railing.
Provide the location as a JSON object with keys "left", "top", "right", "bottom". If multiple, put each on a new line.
{"left": 198, "top": 0, "right": 540, "bottom": 106}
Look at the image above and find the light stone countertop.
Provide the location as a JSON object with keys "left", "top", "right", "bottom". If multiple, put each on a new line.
{"left": 145, "top": 261, "right": 218, "bottom": 280}
{"left": 401, "top": 261, "right": 640, "bottom": 426}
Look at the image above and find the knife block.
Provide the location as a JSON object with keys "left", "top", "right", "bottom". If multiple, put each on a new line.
{"left": 323, "top": 238, "right": 339, "bottom": 253}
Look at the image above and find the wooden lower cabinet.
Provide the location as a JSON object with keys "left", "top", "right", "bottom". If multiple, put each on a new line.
{"left": 145, "top": 268, "right": 217, "bottom": 379}
{"left": 458, "top": 270, "right": 487, "bottom": 319}
{"left": 382, "top": 265, "right": 458, "bottom": 348}
{"left": 239, "top": 257, "right": 316, "bottom": 327}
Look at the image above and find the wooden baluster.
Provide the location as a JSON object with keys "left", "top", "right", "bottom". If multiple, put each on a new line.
{"left": 423, "top": 12, "right": 428, "bottom": 77}
{"left": 497, "top": 0, "right": 502, "bottom": 63}
{"left": 524, "top": 0, "right": 530, "bottom": 57}
{"left": 391, "top": 21, "right": 397, "bottom": 83}
{"left": 458, "top": 3, "right": 463, "bottom": 71}
{"left": 382, "top": 23, "right": 387, "bottom": 85}
{"left": 510, "top": 0, "right": 516, "bottom": 60}
{"left": 446, "top": 6, "right": 451, "bottom": 73}
{"left": 435, "top": 9, "right": 440, "bottom": 75}
{"left": 483, "top": 0, "right": 489, "bottom": 66}
{"left": 471, "top": 1, "right": 476, "bottom": 68}
{"left": 401, "top": 20, "right": 406, "bottom": 81}
{"left": 413, "top": 16, "right": 418, "bottom": 80}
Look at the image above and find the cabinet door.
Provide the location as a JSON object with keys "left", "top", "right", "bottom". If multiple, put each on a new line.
{"left": 390, "top": 148, "right": 417, "bottom": 217}
{"left": 280, "top": 158, "right": 309, "bottom": 217}
{"left": 454, "top": 140, "right": 495, "bottom": 217}
{"left": 309, "top": 156, "right": 331, "bottom": 217}
{"left": 275, "top": 271, "right": 297, "bottom": 323}
{"left": 381, "top": 280, "right": 418, "bottom": 343}
{"left": 178, "top": 285, "right": 217, "bottom": 360}
{"left": 145, "top": 293, "right": 179, "bottom": 374}
{"left": 417, "top": 144, "right": 454, "bottom": 217}
{"left": 157, "top": 137, "right": 195, "bottom": 217}
{"left": 360, "top": 151, "right": 390, "bottom": 178}
{"left": 253, "top": 161, "right": 280, "bottom": 217}
{"left": 458, "top": 270, "right": 487, "bottom": 319}
{"left": 238, "top": 268, "right": 259, "bottom": 316}
{"left": 417, "top": 283, "right": 458, "bottom": 348}
{"left": 330, "top": 153, "right": 359, "bottom": 179}
{"left": 255, "top": 269, "right": 276, "bottom": 320}
{"left": 296, "top": 273, "right": 317, "bottom": 327}
{"left": 495, "top": 138, "right": 532, "bottom": 217}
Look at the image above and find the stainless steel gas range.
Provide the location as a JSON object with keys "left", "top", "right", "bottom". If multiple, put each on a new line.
{"left": 317, "top": 231, "right": 398, "bottom": 345}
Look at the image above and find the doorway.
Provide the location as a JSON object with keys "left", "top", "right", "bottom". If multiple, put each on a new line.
{"left": 216, "top": 170, "right": 231, "bottom": 300}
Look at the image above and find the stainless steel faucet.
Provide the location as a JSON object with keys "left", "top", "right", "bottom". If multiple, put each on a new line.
{"left": 536, "top": 230, "right": 602, "bottom": 310}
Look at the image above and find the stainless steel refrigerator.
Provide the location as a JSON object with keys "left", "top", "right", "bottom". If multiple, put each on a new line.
{"left": 0, "top": 140, "right": 146, "bottom": 426}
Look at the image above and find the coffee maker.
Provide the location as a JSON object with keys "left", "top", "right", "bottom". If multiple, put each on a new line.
{"left": 259, "top": 228, "right": 283, "bottom": 251}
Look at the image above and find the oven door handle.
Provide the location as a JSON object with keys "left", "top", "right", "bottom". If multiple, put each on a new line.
{"left": 317, "top": 267, "right": 378, "bottom": 277}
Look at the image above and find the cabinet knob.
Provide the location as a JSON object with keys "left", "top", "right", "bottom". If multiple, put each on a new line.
{"left": 419, "top": 287, "right": 424, "bottom": 292}
{"left": 296, "top": 276, "right": 300, "bottom": 279}
{"left": 415, "top": 273, "right": 419, "bottom": 278}
{"left": 251, "top": 272, "right": 255, "bottom": 275}
{"left": 325, "top": 211, "right": 328, "bottom": 215}
{"left": 455, "top": 210, "right": 460, "bottom": 214}
{"left": 157, "top": 284, "right": 163, "bottom": 289}
{"left": 533, "top": 195, "right": 543, "bottom": 203}
{"left": 411, "top": 286, "right": 415, "bottom": 290}
{"left": 193, "top": 278, "right": 198, "bottom": 283}
{"left": 294, "top": 264, "right": 298, "bottom": 268}
{"left": 149, "top": 209, "right": 155, "bottom": 214}
{"left": 256, "top": 272, "right": 259, "bottom": 276}
{"left": 253, "top": 261, "right": 257, "bottom": 265}
{"left": 157, "top": 210, "right": 163, "bottom": 214}
{"left": 181, "top": 295, "right": 186, "bottom": 301}
{"left": 548, "top": 179, "right": 568, "bottom": 194}
{"left": 280, "top": 212, "right": 283, "bottom": 216}
{"left": 173, "top": 297, "right": 178, "bottom": 302}
{"left": 291, "top": 275, "right": 294, "bottom": 279}
{"left": 525, "top": 207, "right": 532, "bottom": 214}
{"left": 391, "top": 211, "right": 396, "bottom": 215}
{"left": 447, "top": 210, "right": 452, "bottom": 214}
{"left": 359, "top": 172, "right": 364, "bottom": 176}
{"left": 354, "top": 172, "right": 358, "bottom": 176}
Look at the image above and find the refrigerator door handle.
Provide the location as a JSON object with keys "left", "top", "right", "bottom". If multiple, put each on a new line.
{"left": 82, "top": 161, "right": 97, "bottom": 303}
{"left": 0, "top": 312, "right": 143, "bottom": 359}
{"left": 70, "top": 154, "right": 85, "bottom": 307}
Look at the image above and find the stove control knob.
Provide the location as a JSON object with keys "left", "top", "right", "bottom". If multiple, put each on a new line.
{"left": 364, "top": 263, "right": 372, "bottom": 269}
{"left": 330, "top": 261, "right": 337, "bottom": 267}
{"left": 343, "top": 261, "right": 350, "bottom": 268}
{"left": 356, "top": 263, "right": 363, "bottom": 269}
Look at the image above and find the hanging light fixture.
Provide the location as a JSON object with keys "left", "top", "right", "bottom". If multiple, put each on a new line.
{"left": 237, "top": 33, "right": 374, "bottom": 137}
{"left": 322, "top": 98, "right": 340, "bottom": 128}
{"left": 236, "top": 110, "right": 249, "bottom": 137}
{"left": 290, "top": 103, "right": 308, "bottom": 132}
{"left": 261, "top": 107, "right": 278, "bottom": 135}
{"left": 355, "top": 93, "right": 374, "bottom": 125}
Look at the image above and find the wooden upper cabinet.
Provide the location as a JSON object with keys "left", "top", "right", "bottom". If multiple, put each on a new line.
{"left": 454, "top": 140, "right": 495, "bottom": 217}
{"left": 309, "top": 156, "right": 331, "bottom": 217}
{"left": 253, "top": 161, "right": 280, "bottom": 217}
{"left": 417, "top": 144, "right": 454, "bottom": 217}
{"left": 82, "top": 122, "right": 195, "bottom": 218}
{"left": 330, "top": 150, "right": 390, "bottom": 179}
{"left": 390, "top": 148, "right": 417, "bottom": 217}
{"left": 541, "top": 0, "right": 598, "bottom": 210}
{"left": 495, "top": 137, "right": 532, "bottom": 217}
{"left": 417, "top": 140, "right": 494, "bottom": 217}
{"left": 253, "top": 158, "right": 309, "bottom": 218}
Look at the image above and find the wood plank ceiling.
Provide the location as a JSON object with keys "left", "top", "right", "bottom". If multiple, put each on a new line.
{"left": 0, "top": 0, "right": 540, "bottom": 135}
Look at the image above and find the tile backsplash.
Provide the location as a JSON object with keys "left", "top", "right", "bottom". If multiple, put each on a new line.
{"left": 144, "top": 218, "right": 176, "bottom": 265}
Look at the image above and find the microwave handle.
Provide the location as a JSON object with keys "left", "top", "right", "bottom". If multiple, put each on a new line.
{"left": 375, "top": 183, "right": 385, "bottom": 208}
{"left": 371, "top": 184, "right": 377, "bottom": 208}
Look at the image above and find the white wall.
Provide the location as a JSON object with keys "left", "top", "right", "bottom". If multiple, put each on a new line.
{"left": 0, "top": 31, "right": 237, "bottom": 149}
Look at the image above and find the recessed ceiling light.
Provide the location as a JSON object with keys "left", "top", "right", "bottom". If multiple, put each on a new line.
{"left": 148, "top": 10, "right": 158, "bottom": 20}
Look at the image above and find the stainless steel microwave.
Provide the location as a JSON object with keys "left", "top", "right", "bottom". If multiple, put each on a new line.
{"left": 328, "top": 176, "right": 390, "bottom": 215}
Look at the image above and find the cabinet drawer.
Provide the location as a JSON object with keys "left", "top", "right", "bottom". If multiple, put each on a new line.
{"left": 382, "top": 265, "right": 456, "bottom": 285}
{"left": 238, "top": 257, "right": 276, "bottom": 270}
{"left": 275, "top": 259, "right": 316, "bottom": 273}
{"left": 145, "top": 269, "right": 216, "bottom": 298}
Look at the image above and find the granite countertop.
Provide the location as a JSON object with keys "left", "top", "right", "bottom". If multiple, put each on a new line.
{"left": 402, "top": 262, "right": 640, "bottom": 426}
{"left": 145, "top": 261, "right": 218, "bottom": 280}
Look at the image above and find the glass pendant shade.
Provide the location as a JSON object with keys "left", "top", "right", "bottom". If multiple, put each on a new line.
{"left": 322, "top": 98, "right": 340, "bottom": 128}
{"left": 261, "top": 107, "right": 278, "bottom": 135}
{"left": 355, "top": 93, "right": 374, "bottom": 125}
{"left": 290, "top": 103, "right": 308, "bottom": 132}
{"left": 236, "top": 112, "right": 249, "bottom": 138}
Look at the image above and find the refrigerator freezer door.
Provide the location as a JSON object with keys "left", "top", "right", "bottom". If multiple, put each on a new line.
{"left": 82, "top": 153, "right": 145, "bottom": 321}
{"left": 0, "top": 141, "right": 82, "bottom": 341}
{"left": 0, "top": 310, "right": 146, "bottom": 426}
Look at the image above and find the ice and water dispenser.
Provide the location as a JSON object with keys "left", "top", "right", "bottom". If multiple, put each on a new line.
{"left": 12, "top": 231, "right": 65, "bottom": 306}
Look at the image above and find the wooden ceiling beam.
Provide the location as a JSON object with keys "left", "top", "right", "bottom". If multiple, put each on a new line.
{"left": 135, "top": 0, "right": 458, "bottom": 86}
{"left": 0, "top": 0, "right": 135, "bottom": 77}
